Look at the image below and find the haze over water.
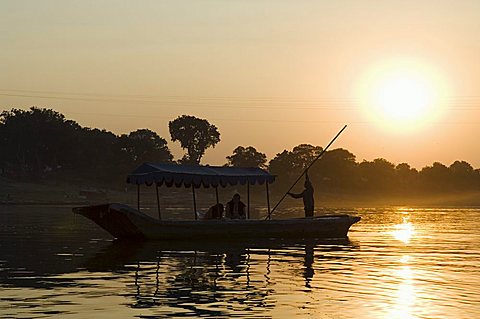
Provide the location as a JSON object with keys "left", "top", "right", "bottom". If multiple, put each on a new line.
{"left": 1, "top": 206, "right": 479, "bottom": 318}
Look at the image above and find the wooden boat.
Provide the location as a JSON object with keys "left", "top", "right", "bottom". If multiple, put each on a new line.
{"left": 74, "top": 163, "right": 360, "bottom": 240}
{"left": 74, "top": 203, "right": 360, "bottom": 240}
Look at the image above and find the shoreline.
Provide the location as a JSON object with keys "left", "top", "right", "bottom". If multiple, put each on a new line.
{"left": 2, "top": 177, "right": 480, "bottom": 209}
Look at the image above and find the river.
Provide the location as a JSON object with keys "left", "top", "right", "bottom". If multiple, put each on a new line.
{"left": 0, "top": 206, "right": 479, "bottom": 318}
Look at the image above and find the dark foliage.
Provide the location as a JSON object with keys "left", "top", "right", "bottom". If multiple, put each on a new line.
{"left": 226, "top": 146, "right": 267, "bottom": 168}
{"left": 169, "top": 115, "right": 220, "bottom": 165}
{"left": 0, "top": 107, "right": 172, "bottom": 184}
{"left": 1, "top": 107, "right": 479, "bottom": 196}
{"left": 268, "top": 144, "right": 480, "bottom": 196}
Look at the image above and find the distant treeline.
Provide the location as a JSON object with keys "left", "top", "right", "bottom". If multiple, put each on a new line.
{"left": 1, "top": 107, "right": 479, "bottom": 196}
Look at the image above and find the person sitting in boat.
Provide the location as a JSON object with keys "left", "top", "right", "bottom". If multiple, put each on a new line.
{"left": 287, "top": 172, "right": 314, "bottom": 217}
{"left": 203, "top": 203, "right": 224, "bottom": 220}
{"left": 225, "top": 193, "right": 246, "bottom": 219}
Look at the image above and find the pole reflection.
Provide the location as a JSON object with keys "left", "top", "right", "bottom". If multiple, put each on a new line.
{"left": 83, "top": 238, "right": 356, "bottom": 317}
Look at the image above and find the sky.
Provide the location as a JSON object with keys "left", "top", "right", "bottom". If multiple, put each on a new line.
{"left": 1, "top": 0, "right": 480, "bottom": 168}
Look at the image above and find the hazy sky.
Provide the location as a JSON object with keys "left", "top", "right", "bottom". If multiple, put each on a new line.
{"left": 1, "top": 0, "right": 480, "bottom": 168}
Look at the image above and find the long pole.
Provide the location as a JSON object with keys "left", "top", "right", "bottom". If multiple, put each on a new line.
{"left": 269, "top": 125, "right": 347, "bottom": 217}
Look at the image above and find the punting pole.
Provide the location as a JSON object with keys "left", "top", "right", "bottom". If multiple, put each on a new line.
{"left": 192, "top": 184, "right": 197, "bottom": 220}
{"left": 247, "top": 182, "right": 250, "bottom": 220}
{"left": 137, "top": 184, "right": 140, "bottom": 212}
{"left": 268, "top": 125, "right": 347, "bottom": 218}
{"left": 266, "top": 182, "right": 271, "bottom": 220}
{"left": 155, "top": 184, "right": 161, "bottom": 220}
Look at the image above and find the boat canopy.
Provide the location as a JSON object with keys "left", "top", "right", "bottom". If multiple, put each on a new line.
{"left": 127, "top": 163, "right": 275, "bottom": 188}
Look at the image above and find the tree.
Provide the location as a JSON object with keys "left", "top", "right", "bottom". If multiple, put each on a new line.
{"left": 449, "top": 160, "right": 476, "bottom": 190}
{"left": 120, "top": 129, "right": 172, "bottom": 165}
{"left": 226, "top": 146, "right": 267, "bottom": 168}
{"left": 289, "top": 144, "right": 323, "bottom": 172}
{"left": 419, "top": 162, "right": 451, "bottom": 192}
{"left": 169, "top": 115, "right": 220, "bottom": 164}
{"left": 395, "top": 163, "right": 419, "bottom": 193}
{"left": 315, "top": 148, "right": 357, "bottom": 190}
{"left": 358, "top": 158, "right": 396, "bottom": 192}
{"left": 268, "top": 144, "right": 322, "bottom": 189}
{"left": 0, "top": 107, "right": 80, "bottom": 177}
{"left": 72, "top": 128, "right": 126, "bottom": 182}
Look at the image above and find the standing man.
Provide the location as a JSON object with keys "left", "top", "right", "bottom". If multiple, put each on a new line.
{"left": 288, "top": 172, "right": 314, "bottom": 217}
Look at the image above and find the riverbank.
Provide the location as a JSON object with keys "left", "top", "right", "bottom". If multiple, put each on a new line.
{"left": 1, "top": 177, "right": 479, "bottom": 208}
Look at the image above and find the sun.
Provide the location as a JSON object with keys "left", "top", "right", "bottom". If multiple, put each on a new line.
{"left": 373, "top": 71, "right": 433, "bottom": 123}
{"left": 357, "top": 58, "right": 449, "bottom": 132}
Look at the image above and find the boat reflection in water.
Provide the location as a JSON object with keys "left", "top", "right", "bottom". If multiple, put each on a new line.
{"left": 3, "top": 206, "right": 479, "bottom": 318}
{"left": 84, "top": 238, "right": 357, "bottom": 316}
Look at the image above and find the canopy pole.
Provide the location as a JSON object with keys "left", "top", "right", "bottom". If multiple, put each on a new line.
{"left": 137, "top": 184, "right": 140, "bottom": 212}
{"left": 247, "top": 183, "right": 250, "bottom": 220}
{"left": 268, "top": 125, "right": 347, "bottom": 219}
{"left": 215, "top": 186, "right": 219, "bottom": 205}
{"left": 155, "top": 184, "right": 161, "bottom": 220}
{"left": 192, "top": 185, "right": 197, "bottom": 220}
{"left": 266, "top": 182, "right": 271, "bottom": 220}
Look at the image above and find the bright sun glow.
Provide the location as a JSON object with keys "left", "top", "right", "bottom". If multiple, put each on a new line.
{"left": 392, "top": 217, "right": 415, "bottom": 244}
{"left": 373, "top": 71, "right": 433, "bottom": 122}
{"left": 357, "top": 58, "right": 450, "bottom": 132}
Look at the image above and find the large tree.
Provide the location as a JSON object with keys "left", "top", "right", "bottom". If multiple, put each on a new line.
{"left": 358, "top": 158, "right": 396, "bottom": 192}
{"left": 268, "top": 144, "right": 323, "bottom": 188}
{"left": 169, "top": 115, "right": 220, "bottom": 164}
{"left": 120, "top": 129, "right": 172, "bottom": 165}
{"left": 0, "top": 107, "right": 80, "bottom": 176}
{"left": 226, "top": 146, "right": 267, "bottom": 168}
{"left": 315, "top": 148, "right": 357, "bottom": 190}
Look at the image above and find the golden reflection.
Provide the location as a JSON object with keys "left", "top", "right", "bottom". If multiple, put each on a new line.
{"left": 399, "top": 255, "right": 410, "bottom": 264}
{"left": 392, "top": 217, "right": 415, "bottom": 244}
{"left": 386, "top": 256, "right": 416, "bottom": 319}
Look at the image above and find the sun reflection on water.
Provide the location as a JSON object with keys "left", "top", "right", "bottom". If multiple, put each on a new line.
{"left": 392, "top": 216, "right": 415, "bottom": 244}
{"left": 384, "top": 211, "right": 417, "bottom": 318}
{"left": 387, "top": 260, "right": 416, "bottom": 319}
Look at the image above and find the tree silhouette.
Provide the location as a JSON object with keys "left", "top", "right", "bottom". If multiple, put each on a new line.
{"left": 120, "top": 129, "right": 172, "bottom": 165}
{"left": 269, "top": 144, "right": 323, "bottom": 188}
{"left": 315, "top": 148, "right": 357, "bottom": 190}
{"left": 395, "top": 163, "right": 419, "bottom": 193}
{"left": 449, "top": 160, "right": 476, "bottom": 190}
{"left": 290, "top": 144, "right": 323, "bottom": 171}
{"left": 226, "top": 146, "right": 267, "bottom": 168}
{"left": 169, "top": 115, "right": 220, "bottom": 164}
{"left": 0, "top": 107, "right": 173, "bottom": 183}
{"left": 358, "top": 158, "right": 396, "bottom": 192}
{"left": 2, "top": 107, "right": 480, "bottom": 198}
{"left": 419, "top": 162, "right": 451, "bottom": 192}
{"left": 0, "top": 107, "right": 80, "bottom": 177}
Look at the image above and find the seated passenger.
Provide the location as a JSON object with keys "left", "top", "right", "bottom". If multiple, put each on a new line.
{"left": 225, "top": 193, "right": 246, "bottom": 219}
{"left": 203, "top": 203, "right": 224, "bottom": 220}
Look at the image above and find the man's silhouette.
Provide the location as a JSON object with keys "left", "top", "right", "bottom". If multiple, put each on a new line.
{"left": 288, "top": 172, "right": 314, "bottom": 217}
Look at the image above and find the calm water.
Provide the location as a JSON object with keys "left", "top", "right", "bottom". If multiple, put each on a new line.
{"left": 0, "top": 206, "right": 479, "bottom": 318}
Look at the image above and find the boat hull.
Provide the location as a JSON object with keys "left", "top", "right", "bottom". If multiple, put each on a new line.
{"left": 73, "top": 203, "right": 361, "bottom": 240}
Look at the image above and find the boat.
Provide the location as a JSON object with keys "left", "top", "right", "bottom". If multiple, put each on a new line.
{"left": 73, "top": 163, "right": 360, "bottom": 240}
